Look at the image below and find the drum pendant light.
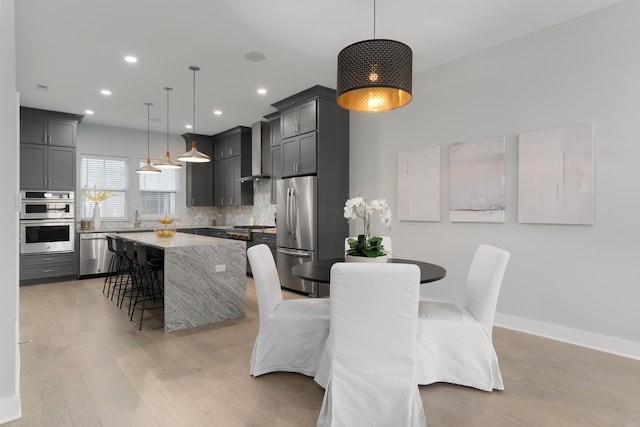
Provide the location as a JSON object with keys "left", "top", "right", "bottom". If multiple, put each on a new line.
{"left": 177, "top": 66, "right": 211, "bottom": 163}
{"left": 336, "top": 0, "right": 413, "bottom": 112}
{"left": 136, "top": 102, "right": 161, "bottom": 174}
{"left": 155, "top": 87, "right": 183, "bottom": 169}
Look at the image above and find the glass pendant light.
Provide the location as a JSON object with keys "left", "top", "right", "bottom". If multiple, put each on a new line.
{"left": 177, "top": 66, "right": 211, "bottom": 163}
{"left": 136, "top": 102, "right": 161, "bottom": 174}
{"left": 155, "top": 87, "right": 183, "bottom": 169}
{"left": 336, "top": 0, "right": 413, "bottom": 112}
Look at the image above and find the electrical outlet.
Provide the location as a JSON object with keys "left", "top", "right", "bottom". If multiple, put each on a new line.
{"left": 215, "top": 264, "right": 226, "bottom": 272}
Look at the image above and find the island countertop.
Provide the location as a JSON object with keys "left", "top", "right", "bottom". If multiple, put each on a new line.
{"left": 111, "top": 231, "right": 247, "bottom": 332}
{"left": 112, "top": 231, "right": 239, "bottom": 249}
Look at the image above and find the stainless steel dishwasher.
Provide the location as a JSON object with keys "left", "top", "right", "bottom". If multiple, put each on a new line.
{"left": 79, "top": 232, "right": 114, "bottom": 278}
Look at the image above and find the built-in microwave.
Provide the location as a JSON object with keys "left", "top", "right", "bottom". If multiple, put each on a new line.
{"left": 20, "top": 191, "right": 74, "bottom": 220}
{"left": 20, "top": 219, "right": 75, "bottom": 254}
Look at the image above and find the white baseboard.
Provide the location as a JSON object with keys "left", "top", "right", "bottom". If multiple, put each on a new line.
{"left": 494, "top": 312, "right": 640, "bottom": 361}
{"left": 0, "top": 394, "right": 21, "bottom": 424}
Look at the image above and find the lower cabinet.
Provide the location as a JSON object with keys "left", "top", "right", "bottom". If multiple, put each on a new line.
{"left": 251, "top": 232, "right": 277, "bottom": 276}
{"left": 20, "top": 252, "right": 76, "bottom": 283}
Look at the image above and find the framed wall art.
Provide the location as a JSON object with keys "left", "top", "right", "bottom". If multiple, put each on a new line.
{"left": 397, "top": 147, "right": 440, "bottom": 221}
{"left": 449, "top": 136, "right": 506, "bottom": 223}
{"left": 518, "top": 124, "right": 594, "bottom": 225}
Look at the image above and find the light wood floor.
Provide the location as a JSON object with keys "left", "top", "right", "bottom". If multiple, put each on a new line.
{"left": 8, "top": 277, "right": 640, "bottom": 427}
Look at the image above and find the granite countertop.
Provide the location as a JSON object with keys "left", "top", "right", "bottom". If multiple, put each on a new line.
{"left": 113, "top": 231, "right": 242, "bottom": 249}
{"left": 77, "top": 225, "right": 237, "bottom": 234}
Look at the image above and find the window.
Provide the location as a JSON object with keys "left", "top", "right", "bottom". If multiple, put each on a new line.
{"left": 80, "top": 156, "right": 128, "bottom": 218}
{"left": 138, "top": 160, "right": 179, "bottom": 217}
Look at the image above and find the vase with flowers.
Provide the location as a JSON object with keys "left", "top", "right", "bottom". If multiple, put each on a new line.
{"left": 84, "top": 185, "right": 113, "bottom": 230}
{"left": 343, "top": 197, "right": 392, "bottom": 263}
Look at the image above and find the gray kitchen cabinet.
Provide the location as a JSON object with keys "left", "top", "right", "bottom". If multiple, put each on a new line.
{"left": 264, "top": 112, "right": 281, "bottom": 203}
{"left": 272, "top": 85, "right": 347, "bottom": 180}
{"left": 215, "top": 156, "right": 252, "bottom": 206}
{"left": 20, "top": 107, "right": 81, "bottom": 147}
{"left": 20, "top": 143, "right": 75, "bottom": 190}
{"left": 280, "top": 99, "right": 317, "bottom": 139}
{"left": 270, "top": 145, "right": 281, "bottom": 204}
{"left": 20, "top": 252, "right": 76, "bottom": 283}
{"left": 213, "top": 126, "right": 253, "bottom": 206}
{"left": 183, "top": 133, "right": 214, "bottom": 206}
{"left": 19, "top": 107, "right": 82, "bottom": 191}
{"left": 281, "top": 132, "right": 317, "bottom": 177}
{"left": 213, "top": 126, "right": 251, "bottom": 160}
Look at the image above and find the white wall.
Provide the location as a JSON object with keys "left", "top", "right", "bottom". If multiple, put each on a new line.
{"left": 349, "top": 0, "right": 640, "bottom": 358}
{"left": 0, "top": 0, "right": 21, "bottom": 422}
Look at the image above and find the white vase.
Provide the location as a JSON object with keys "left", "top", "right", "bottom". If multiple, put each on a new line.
{"left": 92, "top": 204, "right": 101, "bottom": 230}
{"left": 345, "top": 254, "right": 388, "bottom": 263}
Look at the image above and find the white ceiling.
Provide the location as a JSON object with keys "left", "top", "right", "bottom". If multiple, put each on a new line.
{"left": 16, "top": 0, "right": 624, "bottom": 136}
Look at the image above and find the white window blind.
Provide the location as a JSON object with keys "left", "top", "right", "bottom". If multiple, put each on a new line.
{"left": 139, "top": 161, "right": 179, "bottom": 217}
{"left": 80, "top": 156, "right": 129, "bottom": 218}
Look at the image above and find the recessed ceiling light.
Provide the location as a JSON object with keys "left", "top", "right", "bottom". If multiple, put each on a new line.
{"left": 185, "top": 124, "right": 193, "bottom": 129}
{"left": 213, "top": 110, "right": 222, "bottom": 116}
{"left": 85, "top": 110, "right": 94, "bottom": 115}
{"left": 257, "top": 88, "right": 267, "bottom": 95}
{"left": 124, "top": 56, "right": 137, "bottom": 63}
{"left": 100, "top": 89, "right": 112, "bottom": 96}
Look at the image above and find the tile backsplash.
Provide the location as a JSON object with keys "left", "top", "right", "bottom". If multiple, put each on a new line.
{"left": 93, "top": 179, "right": 276, "bottom": 230}
{"left": 181, "top": 179, "right": 276, "bottom": 226}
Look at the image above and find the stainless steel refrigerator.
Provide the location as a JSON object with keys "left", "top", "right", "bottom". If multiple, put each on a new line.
{"left": 277, "top": 176, "right": 317, "bottom": 294}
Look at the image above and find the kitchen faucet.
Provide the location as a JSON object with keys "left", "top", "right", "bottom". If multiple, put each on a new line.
{"left": 134, "top": 209, "right": 141, "bottom": 228}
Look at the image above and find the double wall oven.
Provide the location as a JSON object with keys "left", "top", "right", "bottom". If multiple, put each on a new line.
{"left": 20, "top": 191, "right": 75, "bottom": 254}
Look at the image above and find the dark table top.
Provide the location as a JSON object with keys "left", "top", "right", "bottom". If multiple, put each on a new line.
{"left": 291, "top": 258, "right": 447, "bottom": 284}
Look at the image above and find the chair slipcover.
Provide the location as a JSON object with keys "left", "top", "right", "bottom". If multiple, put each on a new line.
{"left": 248, "top": 244, "right": 330, "bottom": 377}
{"left": 416, "top": 244, "right": 510, "bottom": 391}
{"left": 344, "top": 236, "right": 393, "bottom": 257}
{"left": 317, "top": 263, "right": 427, "bottom": 427}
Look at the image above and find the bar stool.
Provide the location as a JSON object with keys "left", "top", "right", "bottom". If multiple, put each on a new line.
{"left": 130, "top": 243, "right": 164, "bottom": 330}
{"left": 102, "top": 235, "right": 118, "bottom": 296}
{"left": 121, "top": 240, "right": 140, "bottom": 313}
{"left": 109, "top": 237, "right": 132, "bottom": 303}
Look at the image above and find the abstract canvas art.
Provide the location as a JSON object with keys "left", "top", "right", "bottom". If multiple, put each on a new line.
{"left": 518, "top": 124, "right": 594, "bottom": 225}
{"left": 397, "top": 147, "right": 440, "bottom": 221}
{"left": 449, "top": 137, "right": 506, "bottom": 223}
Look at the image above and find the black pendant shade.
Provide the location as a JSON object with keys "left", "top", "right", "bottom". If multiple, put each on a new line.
{"left": 337, "top": 38, "right": 413, "bottom": 112}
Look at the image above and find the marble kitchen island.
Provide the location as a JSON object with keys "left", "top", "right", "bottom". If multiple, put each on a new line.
{"left": 115, "top": 232, "right": 246, "bottom": 332}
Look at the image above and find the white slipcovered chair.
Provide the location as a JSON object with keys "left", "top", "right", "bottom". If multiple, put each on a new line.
{"left": 416, "top": 244, "right": 510, "bottom": 391}
{"left": 317, "top": 263, "right": 427, "bottom": 427}
{"left": 344, "top": 236, "right": 392, "bottom": 257}
{"left": 247, "top": 244, "right": 330, "bottom": 377}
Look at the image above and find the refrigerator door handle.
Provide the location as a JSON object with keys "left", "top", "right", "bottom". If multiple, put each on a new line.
{"left": 277, "top": 248, "right": 313, "bottom": 257}
{"left": 290, "top": 188, "right": 297, "bottom": 240}
{"left": 286, "top": 187, "right": 292, "bottom": 239}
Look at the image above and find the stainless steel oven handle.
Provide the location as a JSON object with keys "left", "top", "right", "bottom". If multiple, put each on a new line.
{"left": 20, "top": 219, "right": 74, "bottom": 225}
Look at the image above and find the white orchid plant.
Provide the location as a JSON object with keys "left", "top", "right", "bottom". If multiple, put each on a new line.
{"left": 344, "top": 197, "right": 392, "bottom": 258}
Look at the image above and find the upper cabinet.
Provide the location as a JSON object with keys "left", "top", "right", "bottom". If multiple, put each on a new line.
{"left": 271, "top": 85, "right": 349, "bottom": 180}
{"left": 280, "top": 99, "right": 317, "bottom": 139}
{"left": 183, "top": 133, "right": 214, "bottom": 206}
{"left": 19, "top": 107, "right": 83, "bottom": 190}
{"left": 20, "top": 107, "right": 82, "bottom": 147}
{"left": 213, "top": 126, "right": 253, "bottom": 206}
{"left": 214, "top": 126, "right": 251, "bottom": 161}
{"left": 264, "top": 112, "right": 281, "bottom": 204}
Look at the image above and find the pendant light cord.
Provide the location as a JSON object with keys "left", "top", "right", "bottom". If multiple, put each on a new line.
{"left": 164, "top": 87, "right": 172, "bottom": 151}
{"left": 373, "top": 0, "right": 376, "bottom": 39}
{"left": 146, "top": 102, "right": 151, "bottom": 158}
{"left": 192, "top": 67, "right": 196, "bottom": 133}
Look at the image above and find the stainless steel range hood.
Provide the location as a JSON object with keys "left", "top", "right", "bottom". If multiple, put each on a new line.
{"left": 239, "top": 121, "right": 271, "bottom": 182}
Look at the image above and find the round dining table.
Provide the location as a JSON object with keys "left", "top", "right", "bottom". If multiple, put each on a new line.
{"left": 292, "top": 257, "right": 446, "bottom": 284}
